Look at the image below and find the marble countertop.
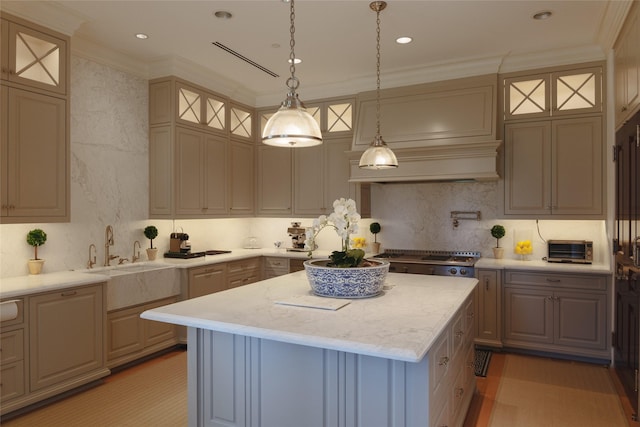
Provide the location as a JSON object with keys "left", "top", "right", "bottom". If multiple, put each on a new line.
{"left": 0, "top": 270, "right": 110, "bottom": 299}
{"left": 141, "top": 271, "right": 477, "bottom": 363}
{"left": 475, "top": 257, "right": 611, "bottom": 274}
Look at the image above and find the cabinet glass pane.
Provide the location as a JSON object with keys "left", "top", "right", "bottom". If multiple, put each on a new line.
{"left": 231, "top": 107, "right": 252, "bottom": 138}
{"left": 260, "top": 112, "right": 273, "bottom": 135}
{"left": 556, "top": 73, "right": 596, "bottom": 111}
{"left": 307, "top": 106, "right": 321, "bottom": 128}
{"left": 178, "top": 88, "right": 201, "bottom": 124}
{"left": 509, "top": 79, "right": 546, "bottom": 115}
{"left": 205, "top": 97, "right": 225, "bottom": 130}
{"left": 327, "top": 103, "right": 352, "bottom": 132}
{"left": 15, "top": 31, "right": 59, "bottom": 86}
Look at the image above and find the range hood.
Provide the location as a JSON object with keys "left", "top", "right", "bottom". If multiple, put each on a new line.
{"left": 349, "top": 74, "right": 501, "bottom": 183}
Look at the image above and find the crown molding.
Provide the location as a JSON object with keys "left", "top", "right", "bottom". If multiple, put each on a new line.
{"left": 498, "top": 45, "right": 607, "bottom": 74}
{"left": 0, "top": 0, "right": 84, "bottom": 36}
{"left": 597, "top": 0, "right": 634, "bottom": 49}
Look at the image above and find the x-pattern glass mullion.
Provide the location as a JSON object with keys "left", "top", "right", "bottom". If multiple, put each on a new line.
{"left": 206, "top": 98, "right": 225, "bottom": 130}
{"left": 556, "top": 74, "right": 595, "bottom": 110}
{"left": 327, "top": 103, "right": 352, "bottom": 132}
{"left": 231, "top": 108, "right": 251, "bottom": 138}
{"left": 15, "top": 31, "right": 59, "bottom": 86}
{"left": 510, "top": 79, "right": 545, "bottom": 115}
{"left": 179, "top": 89, "right": 201, "bottom": 123}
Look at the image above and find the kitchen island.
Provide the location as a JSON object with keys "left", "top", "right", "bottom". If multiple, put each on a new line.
{"left": 142, "top": 271, "right": 477, "bottom": 427}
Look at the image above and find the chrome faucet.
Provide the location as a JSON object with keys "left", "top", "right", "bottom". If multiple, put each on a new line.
{"left": 87, "top": 244, "right": 97, "bottom": 269}
{"left": 104, "top": 225, "right": 118, "bottom": 266}
{"left": 132, "top": 240, "right": 141, "bottom": 263}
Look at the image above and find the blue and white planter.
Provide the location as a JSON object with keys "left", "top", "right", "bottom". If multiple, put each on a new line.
{"left": 303, "top": 259, "right": 390, "bottom": 298}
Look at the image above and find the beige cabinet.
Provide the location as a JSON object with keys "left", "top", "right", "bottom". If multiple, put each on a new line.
{"left": 0, "top": 299, "right": 26, "bottom": 407}
{"left": 227, "top": 257, "right": 261, "bottom": 289}
{"left": 257, "top": 145, "right": 292, "bottom": 216}
{"left": 0, "top": 13, "right": 69, "bottom": 224}
{"left": 503, "top": 270, "right": 609, "bottom": 360}
{"left": 503, "top": 64, "right": 602, "bottom": 121}
{"left": 475, "top": 269, "right": 502, "bottom": 347}
{"left": 1, "top": 14, "right": 68, "bottom": 95}
{"left": 149, "top": 77, "right": 255, "bottom": 218}
{"left": 504, "top": 116, "right": 603, "bottom": 217}
{"left": 28, "top": 284, "right": 106, "bottom": 392}
{"left": 263, "top": 257, "right": 290, "bottom": 279}
{"left": 229, "top": 140, "right": 255, "bottom": 216}
{"left": 175, "top": 126, "right": 227, "bottom": 216}
{"left": 187, "top": 264, "right": 227, "bottom": 299}
{"left": 106, "top": 297, "right": 178, "bottom": 369}
{"left": 614, "top": 1, "right": 640, "bottom": 128}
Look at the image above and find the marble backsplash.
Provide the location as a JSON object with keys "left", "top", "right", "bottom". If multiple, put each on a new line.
{"left": 0, "top": 56, "right": 612, "bottom": 279}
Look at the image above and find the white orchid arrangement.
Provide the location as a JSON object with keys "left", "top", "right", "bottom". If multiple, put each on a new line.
{"left": 305, "top": 198, "right": 369, "bottom": 268}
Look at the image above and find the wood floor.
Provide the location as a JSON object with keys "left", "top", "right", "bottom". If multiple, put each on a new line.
{"left": 3, "top": 348, "right": 640, "bottom": 426}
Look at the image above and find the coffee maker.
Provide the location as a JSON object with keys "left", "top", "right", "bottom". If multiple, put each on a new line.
{"left": 287, "top": 222, "right": 307, "bottom": 252}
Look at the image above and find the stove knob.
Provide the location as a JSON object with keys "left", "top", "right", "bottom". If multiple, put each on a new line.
{"left": 449, "top": 267, "right": 457, "bottom": 275}
{"left": 460, "top": 268, "right": 468, "bottom": 276}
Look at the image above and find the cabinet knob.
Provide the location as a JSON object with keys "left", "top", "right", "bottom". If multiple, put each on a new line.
{"left": 438, "top": 356, "right": 449, "bottom": 366}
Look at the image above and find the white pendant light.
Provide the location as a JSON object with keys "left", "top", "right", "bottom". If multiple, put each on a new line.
{"left": 262, "top": 0, "right": 322, "bottom": 147}
{"left": 359, "top": 1, "right": 398, "bottom": 169}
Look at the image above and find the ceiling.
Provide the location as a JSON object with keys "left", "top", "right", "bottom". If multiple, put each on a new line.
{"left": 0, "top": 1, "right": 631, "bottom": 107}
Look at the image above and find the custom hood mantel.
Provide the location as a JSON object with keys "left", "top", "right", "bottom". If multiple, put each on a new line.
{"left": 350, "top": 74, "right": 501, "bottom": 183}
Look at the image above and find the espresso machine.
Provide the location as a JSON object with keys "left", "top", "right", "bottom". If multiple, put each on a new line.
{"left": 287, "top": 222, "right": 308, "bottom": 252}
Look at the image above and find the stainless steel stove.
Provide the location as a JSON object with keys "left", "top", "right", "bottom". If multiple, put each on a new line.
{"left": 373, "top": 249, "right": 481, "bottom": 277}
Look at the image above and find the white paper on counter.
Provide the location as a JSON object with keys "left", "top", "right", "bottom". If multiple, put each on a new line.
{"left": 0, "top": 300, "right": 19, "bottom": 322}
{"left": 275, "top": 295, "right": 350, "bottom": 311}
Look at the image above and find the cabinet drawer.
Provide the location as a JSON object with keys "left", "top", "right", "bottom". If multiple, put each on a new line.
{"left": 0, "top": 360, "right": 25, "bottom": 401}
{"left": 264, "top": 257, "right": 289, "bottom": 272}
{"left": 227, "top": 258, "right": 261, "bottom": 275}
{"left": 505, "top": 270, "right": 607, "bottom": 291}
{"left": 0, "top": 299, "right": 24, "bottom": 327}
{"left": 429, "top": 327, "right": 451, "bottom": 405}
{"left": 0, "top": 329, "right": 24, "bottom": 365}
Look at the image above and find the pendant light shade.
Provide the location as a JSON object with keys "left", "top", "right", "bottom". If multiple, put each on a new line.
{"left": 359, "top": 1, "right": 398, "bottom": 169}
{"left": 262, "top": 0, "right": 322, "bottom": 147}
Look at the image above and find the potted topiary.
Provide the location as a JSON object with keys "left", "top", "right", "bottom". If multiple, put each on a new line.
{"left": 26, "top": 228, "right": 47, "bottom": 274}
{"left": 144, "top": 225, "right": 159, "bottom": 260}
{"left": 369, "top": 222, "right": 382, "bottom": 253}
{"left": 490, "top": 225, "right": 506, "bottom": 259}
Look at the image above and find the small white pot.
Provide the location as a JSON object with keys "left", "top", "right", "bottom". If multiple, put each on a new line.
{"left": 28, "top": 259, "right": 45, "bottom": 275}
{"left": 492, "top": 247, "right": 504, "bottom": 259}
{"left": 146, "top": 248, "right": 158, "bottom": 261}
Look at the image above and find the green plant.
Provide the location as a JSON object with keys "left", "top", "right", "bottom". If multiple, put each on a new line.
{"left": 26, "top": 228, "right": 47, "bottom": 260}
{"left": 144, "top": 225, "right": 158, "bottom": 249}
{"left": 369, "top": 222, "right": 381, "bottom": 243}
{"left": 490, "top": 225, "right": 506, "bottom": 248}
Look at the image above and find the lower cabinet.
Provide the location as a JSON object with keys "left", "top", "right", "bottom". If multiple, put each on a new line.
{"left": 187, "top": 264, "right": 227, "bottom": 299}
{"left": 289, "top": 258, "right": 305, "bottom": 273}
{"left": 106, "top": 297, "right": 179, "bottom": 369}
{"left": 263, "top": 256, "right": 289, "bottom": 279}
{"left": 227, "top": 257, "right": 261, "bottom": 288}
{"left": 503, "top": 270, "right": 609, "bottom": 360}
{"left": 1, "top": 283, "right": 110, "bottom": 416}
{"left": 475, "top": 268, "right": 502, "bottom": 348}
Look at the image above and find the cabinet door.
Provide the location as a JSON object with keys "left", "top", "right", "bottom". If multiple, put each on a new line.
{"left": 294, "top": 144, "right": 324, "bottom": 215}
{"left": 504, "top": 74, "right": 550, "bottom": 120}
{"left": 504, "top": 122, "right": 551, "bottom": 215}
{"left": 503, "top": 286, "right": 554, "bottom": 345}
{"left": 324, "top": 138, "right": 356, "bottom": 209}
{"left": 29, "top": 285, "right": 104, "bottom": 391}
{"left": 203, "top": 133, "right": 228, "bottom": 215}
{"left": 6, "top": 21, "right": 67, "bottom": 95}
{"left": 551, "top": 67, "right": 602, "bottom": 116}
{"left": 554, "top": 290, "right": 607, "bottom": 351}
{"left": 229, "top": 141, "right": 255, "bottom": 216}
{"left": 616, "top": 5, "right": 640, "bottom": 127}
{"left": 107, "top": 305, "right": 144, "bottom": 361}
{"left": 189, "top": 264, "right": 227, "bottom": 298}
{"left": 149, "top": 126, "right": 172, "bottom": 217}
{"left": 175, "top": 126, "right": 205, "bottom": 216}
{"left": 4, "top": 87, "right": 67, "bottom": 221}
{"left": 257, "top": 145, "right": 292, "bottom": 216}
{"left": 552, "top": 117, "right": 602, "bottom": 215}
{"left": 476, "top": 269, "right": 501, "bottom": 346}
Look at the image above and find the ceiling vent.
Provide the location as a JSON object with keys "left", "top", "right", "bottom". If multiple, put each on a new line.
{"left": 212, "top": 42, "right": 279, "bottom": 78}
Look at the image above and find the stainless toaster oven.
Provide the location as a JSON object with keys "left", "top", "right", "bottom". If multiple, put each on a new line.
{"left": 547, "top": 240, "right": 593, "bottom": 264}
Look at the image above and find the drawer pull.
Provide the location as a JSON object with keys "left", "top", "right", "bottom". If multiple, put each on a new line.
{"left": 439, "top": 356, "right": 449, "bottom": 366}
{"left": 61, "top": 291, "right": 77, "bottom": 297}
{"left": 456, "top": 387, "right": 464, "bottom": 398}
{"left": 455, "top": 330, "right": 464, "bottom": 338}
{"left": 546, "top": 278, "right": 561, "bottom": 283}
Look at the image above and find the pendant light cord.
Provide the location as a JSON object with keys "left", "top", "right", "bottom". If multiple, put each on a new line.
{"left": 287, "top": 0, "right": 299, "bottom": 93}
{"left": 375, "top": 6, "right": 381, "bottom": 137}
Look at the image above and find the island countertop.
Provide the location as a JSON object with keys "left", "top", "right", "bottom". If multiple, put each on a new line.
{"left": 142, "top": 271, "right": 477, "bottom": 363}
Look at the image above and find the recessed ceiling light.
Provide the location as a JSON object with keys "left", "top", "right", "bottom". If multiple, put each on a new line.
{"left": 396, "top": 36, "right": 413, "bottom": 44}
{"left": 533, "top": 10, "right": 552, "bottom": 20}
{"left": 135, "top": 33, "right": 148, "bottom": 40}
{"left": 287, "top": 58, "right": 302, "bottom": 65}
{"left": 214, "top": 10, "right": 232, "bottom": 19}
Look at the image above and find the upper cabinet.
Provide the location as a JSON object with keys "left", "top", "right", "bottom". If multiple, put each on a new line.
{"left": 504, "top": 66, "right": 602, "bottom": 121}
{"left": 148, "top": 76, "right": 255, "bottom": 218}
{"left": 614, "top": 1, "right": 640, "bottom": 129}
{"left": 0, "top": 13, "right": 69, "bottom": 224}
